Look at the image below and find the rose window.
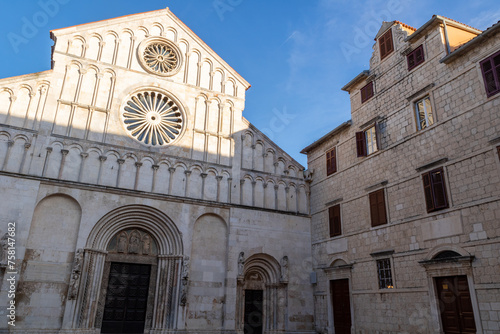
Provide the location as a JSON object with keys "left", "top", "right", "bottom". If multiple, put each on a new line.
{"left": 143, "top": 43, "right": 178, "bottom": 74}
{"left": 122, "top": 91, "right": 184, "bottom": 146}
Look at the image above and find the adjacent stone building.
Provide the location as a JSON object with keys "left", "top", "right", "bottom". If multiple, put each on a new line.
{"left": 0, "top": 8, "right": 315, "bottom": 334}
{"left": 302, "top": 16, "right": 500, "bottom": 334}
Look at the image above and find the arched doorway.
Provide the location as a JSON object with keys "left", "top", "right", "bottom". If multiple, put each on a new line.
{"left": 237, "top": 253, "right": 287, "bottom": 333}
{"left": 68, "top": 205, "right": 184, "bottom": 333}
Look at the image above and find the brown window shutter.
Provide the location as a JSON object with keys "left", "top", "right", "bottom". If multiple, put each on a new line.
{"left": 326, "top": 148, "right": 337, "bottom": 176}
{"left": 370, "top": 189, "right": 387, "bottom": 227}
{"left": 422, "top": 172, "right": 435, "bottom": 212}
{"left": 431, "top": 168, "right": 448, "bottom": 210}
{"left": 356, "top": 131, "right": 367, "bottom": 157}
{"left": 380, "top": 30, "right": 394, "bottom": 60}
{"left": 329, "top": 205, "right": 341, "bottom": 237}
{"left": 361, "top": 81, "right": 374, "bottom": 103}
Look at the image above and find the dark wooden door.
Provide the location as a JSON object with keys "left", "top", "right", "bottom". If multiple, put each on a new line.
{"left": 101, "top": 262, "right": 151, "bottom": 334}
{"left": 244, "top": 289, "right": 263, "bottom": 334}
{"left": 331, "top": 279, "right": 352, "bottom": 334}
{"left": 435, "top": 276, "right": 476, "bottom": 334}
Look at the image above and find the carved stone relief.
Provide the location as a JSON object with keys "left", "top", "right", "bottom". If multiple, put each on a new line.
{"left": 107, "top": 229, "right": 157, "bottom": 256}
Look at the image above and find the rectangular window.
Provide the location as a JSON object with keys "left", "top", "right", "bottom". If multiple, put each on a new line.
{"left": 369, "top": 189, "right": 387, "bottom": 227}
{"left": 407, "top": 45, "right": 425, "bottom": 70}
{"left": 361, "top": 81, "right": 374, "bottom": 103}
{"left": 379, "top": 29, "right": 394, "bottom": 60}
{"left": 422, "top": 167, "right": 449, "bottom": 213}
{"left": 480, "top": 50, "right": 500, "bottom": 97}
{"left": 329, "top": 204, "right": 341, "bottom": 237}
{"left": 356, "top": 125, "right": 378, "bottom": 157}
{"left": 326, "top": 147, "right": 337, "bottom": 176}
{"left": 376, "top": 258, "right": 394, "bottom": 289}
{"left": 415, "top": 96, "right": 434, "bottom": 130}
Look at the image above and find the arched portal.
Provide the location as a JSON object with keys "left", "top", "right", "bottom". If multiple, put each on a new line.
{"left": 70, "top": 205, "right": 184, "bottom": 333}
{"left": 237, "top": 253, "right": 287, "bottom": 334}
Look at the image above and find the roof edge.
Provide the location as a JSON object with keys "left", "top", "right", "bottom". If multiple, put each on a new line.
{"left": 406, "top": 15, "right": 482, "bottom": 42}
{"left": 341, "top": 71, "right": 370, "bottom": 92}
{"left": 440, "top": 20, "right": 500, "bottom": 64}
{"left": 301, "top": 120, "right": 352, "bottom": 154}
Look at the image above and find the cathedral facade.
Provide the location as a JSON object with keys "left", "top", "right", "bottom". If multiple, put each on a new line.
{"left": 0, "top": 8, "right": 314, "bottom": 334}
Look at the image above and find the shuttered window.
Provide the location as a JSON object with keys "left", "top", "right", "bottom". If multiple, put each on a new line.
{"left": 369, "top": 189, "right": 387, "bottom": 227}
{"left": 376, "top": 258, "right": 394, "bottom": 289}
{"left": 379, "top": 29, "right": 394, "bottom": 60}
{"left": 326, "top": 147, "right": 337, "bottom": 176}
{"left": 480, "top": 50, "right": 500, "bottom": 97}
{"left": 407, "top": 45, "right": 425, "bottom": 71}
{"left": 360, "top": 81, "right": 374, "bottom": 103}
{"left": 422, "top": 167, "right": 449, "bottom": 213}
{"left": 356, "top": 125, "right": 378, "bottom": 157}
{"left": 329, "top": 204, "right": 341, "bottom": 237}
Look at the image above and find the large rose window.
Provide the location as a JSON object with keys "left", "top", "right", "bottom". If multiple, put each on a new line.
{"left": 138, "top": 37, "right": 182, "bottom": 76}
{"left": 122, "top": 91, "right": 184, "bottom": 146}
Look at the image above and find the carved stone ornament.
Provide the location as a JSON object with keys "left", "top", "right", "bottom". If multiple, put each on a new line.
{"left": 107, "top": 229, "right": 157, "bottom": 256}
{"left": 238, "top": 252, "right": 245, "bottom": 277}
{"left": 68, "top": 249, "right": 84, "bottom": 300}
{"left": 280, "top": 255, "right": 289, "bottom": 282}
{"left": 303, "top": 169, "right": 314, "bottom": 182}
{"left": 121, "top": 90, "right": 185, "bottom": 147}
{"left": 138, "top": 37, "right": 182, "bottom": 77}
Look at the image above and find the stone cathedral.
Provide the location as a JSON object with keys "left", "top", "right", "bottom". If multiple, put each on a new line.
{"left": 0, "top": 8, "right": 314, "bottom": 334}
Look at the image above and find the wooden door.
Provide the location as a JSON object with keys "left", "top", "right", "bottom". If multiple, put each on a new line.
{"left": 244, "top": 289, "right": 263, "bottom": 334}
{"left": 435, "top": 276, "right": 476, "bottom": 334}
{"left": 101, "top": 262, "right": 151, "bottom": 334}
{"left": 331, "top": 279, "right": 352, "bottom": 334}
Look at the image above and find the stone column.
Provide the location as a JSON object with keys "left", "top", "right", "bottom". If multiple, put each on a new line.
{"left": 152, "top": 164, "right": 159, "bottom": 193}
{"left": 201, "top": 173, "right": 208, "bottom": 200}
{"left": 116, "top": 158, "right": 125, "bottom": 187}
{"left": 216, "top": 175, "right": 223, "bottom": 202}
{"left": 168, "top": 167, "right": 175, "bottom": 195}
{"left": 19, "top": 142, "right": 31, "bottom": 174}
{"left": 58, "top": 149, "right": 69, "bottom": 179}
{"left": 228, "top": 177, "right": 233, "bottom": 204}
{"left": 184, "top": 170, "right": 192, "bottom": 197}
{"left": 78, "top": 153, "right": 88, "bottom": 182}
{"left": 274, "top": 185, "right": 279, "bottom": 210}
{"left": 251, "top": 181, "right": 257, "bottom": 206}
{"left": 285, "top": 186, "right": 290, "bottom": 212}
{"left": 240, "top": 179, "right": 245, "bottom": 205}
{"left": 134, "top": 162, "right": 143, "bottom": 190}
{"left": 97, "top": 155, "right": 107, "bottom": 185}
{"left": 41, "top": 146, "right": 52, "bottom": 176}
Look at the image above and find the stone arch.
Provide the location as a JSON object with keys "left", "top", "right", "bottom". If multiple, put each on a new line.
{"left": 424, "top": 244, "right": 471, "bottom": 261}
{"left": 19, "top": 194, "right": 82, "bottom": 329}
{"left": 166, "top": 27, "right": 178, "bottom": 42}
{"left": 187, "top": 213, "right": 228, "bottom": 329}
{"left": 237, "top": 253, "right": 287, "bottom": 332}
{"left": 226, "top": 78, "right": 236, "bottom": 96}
{"left": 73, "top": 205, "right": 183, "bottom": 331}
{"left": 151, "top": 22, "right": 164, "bottom": 37}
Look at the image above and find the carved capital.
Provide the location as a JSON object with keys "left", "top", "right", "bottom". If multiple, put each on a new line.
{"left": 201, "top": 173, "right": 208, "bottom": 178}
{"left": 263, "top": 183, "right": 268, "bottom": 189}
{"left": 216, "top": 176, "right": 223, "bottom": 181}
{"left": 274, "top": 185, "right": 279, "bottom": 190}
{"left": 152, "top": 164, "right": 159, "bottom": 171}
{"left": 80, "top": 153, "right": 89, "bottom": 159}
{"left": 24, "top": 143, "right": 31, "bottom": 150}
{"left": 61, "top": 149, "right": 69, "bottom": 156}
{"left": 117, "top": 159, "right": 125, "bottom": 164}
{"left": 274, "top": 162, "right": 279, "bottom": 167}
{"left": 135, "top": 162, "right": 143, "bottom": 168}
{"left": 184, "top": 170, "right": 192, "bottom": 175}
{"left": 99, "top": 155, "right": 107, "bottom": 162}
{"left": 46, "top": 146, "right": 53, "bottom": 152}
{"left": 168, "top": 167, "right": 176, "bottom": 173}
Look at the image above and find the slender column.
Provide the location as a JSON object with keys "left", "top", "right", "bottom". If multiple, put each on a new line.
{"left": 201, "top": 173, "right": 208, "bottom": 200}
{"left": 240, "top": 179, "right": 245, "bottom": 205}
{"left": 183, "top": 53, "right": 190, "bottom": 83}
{"left": 41, "top": 146, "right": 52, "bottom": 176}
{"left": 184, "top": 170, "right": 191, "bottom": 197}
{"left": 216, "top": 176, "right": 223, "bottom": 202}
{"left": 168, "top": 167, "right": 175, "bottom": 195}
{"left": 274, "top": 185, "right": 279, "bottom": 210}
{"left": 228, "top": 178, "right": 233, "bottom": 204}
{"left": 263, "top": 183, "right": 268, "bottom": 208}
{"left": 134, "top": 162, "right": 142, "bottom": 190}
{"left": 306, "top": 191, "right": 311, "bottom": 215}
{"left": 152, "top": 164, "right": 159, "bottom": 193}
{"left": 251, "top": 144, "right": 256, "bottom": 170}
{"left": 19, "top": 142, "right": 31, "bottom": 174}
{"left": 97, "top": 155, "right": 107, "bottom": 185}
{"left": 196, "top": 62, "right": 202, "bottom": 87}
{"left": 295, "top": 187, "right": 299, "bottom": 214}
{"left": 285, "top": 187, "right": 290, "bottom": 212}
{"left": 116, "top": 159, "right": 125, "bottom": 187}
{"left": 58, "top": 149, "right": 69, "bottom": 179}
{"left": 1, "top": 140, "right": 14, "bottom": 171}
{"left": 78, "top": 153, "right": 88, "bottom": 182}
{"left": 274, "top": 162, "right": 278, "bottom": 175}
{"left": 251, "top": 181, "right": 256, "bottom": 206}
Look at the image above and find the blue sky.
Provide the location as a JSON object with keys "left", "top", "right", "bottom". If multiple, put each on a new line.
{"left": 0, "top": 0, "right": 499, "bottom": 166}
